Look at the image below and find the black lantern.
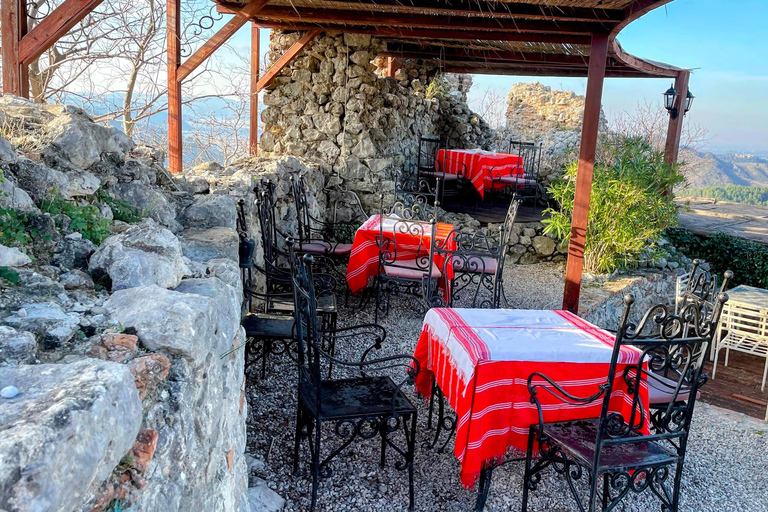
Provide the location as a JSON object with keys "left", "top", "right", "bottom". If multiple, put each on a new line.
{"left": 684, "top": 89, "right": 695, "bottom": 113}
{"left": 664, "top": 84, "right": 679, "bottom": 118}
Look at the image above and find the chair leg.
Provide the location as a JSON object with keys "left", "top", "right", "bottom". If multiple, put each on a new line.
{"left": 602, "top": 472, "right": 610, "bottom": 511}
{"left": 407, "top": 412, "right": 417, "bottom": 511}
{"left": 762, "top": 357, "right": 768, "bottom": 392}
{"left": 521, "top": 425, "right": 535, "bottom": 512}
{"left": 475, "top": 462, "right": 494, "bottom": 511}
{"left": 725, "top": 347, "right": 730, "bottom": 367}
{"left": 310, "top": 419, "right": 321, "bottom": 512}
{"left": 293, "top": 399, "right": 304, "bottom": 475}
{"left": 380, "top": 419, "right": 387, "bottom": 468}
{"left": 671, "top": 461, "right": 684, "bottom": 512}
{"left": 711, "top": 345, "right": 720, "bottom": 380}
{"left": 261, "top": 339, "right": 270, "bottom": 378}
{"left": 427, "top": 378, "right": 436, "bottom": 430}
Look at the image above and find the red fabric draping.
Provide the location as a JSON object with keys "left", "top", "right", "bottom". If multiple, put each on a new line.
{"left": 435, "top": 149, "right": 523, "bottom": 199}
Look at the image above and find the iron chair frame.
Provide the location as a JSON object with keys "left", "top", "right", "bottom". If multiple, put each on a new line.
{"left": 374, "top": 194, "right": 440, "bottom": 322}
{"left": 490, "top": 140, "right": 543, "bottom": 211}
{"left": 515, "top": 293, "right": 728, "bottom": 512}
{"left": 290, "top": 253, "right": 421, "bottom": 511}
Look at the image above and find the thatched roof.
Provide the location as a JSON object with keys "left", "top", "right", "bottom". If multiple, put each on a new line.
{"left": 213, "top": 0, "right": 683, "bottom": 78}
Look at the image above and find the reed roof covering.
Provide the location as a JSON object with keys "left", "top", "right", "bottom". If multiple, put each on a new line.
{"left": 214, "top": 0, "right": 682, "bottom": 78}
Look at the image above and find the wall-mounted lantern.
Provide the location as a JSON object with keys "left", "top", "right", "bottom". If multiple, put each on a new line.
{"left": 664, "top": 84, "right": 694, "bottom": 119}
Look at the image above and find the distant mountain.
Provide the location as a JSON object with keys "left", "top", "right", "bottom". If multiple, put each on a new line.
{"left": 679, "top": 149, "right": 768, "bottom": 188}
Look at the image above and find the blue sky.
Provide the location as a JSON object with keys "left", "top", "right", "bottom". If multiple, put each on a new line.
{"left": 239, "top": 0, "right": 767, "bottom": 154}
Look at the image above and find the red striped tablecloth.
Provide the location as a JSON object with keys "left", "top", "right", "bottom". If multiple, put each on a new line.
{"left": 345, "top": 215, "right": 457, "bottom": 295}
{"left": 412, "top": 308, "right": 649, "bottom": 488}
{"left": 435, "top": 149, "right": 523, "bottom": 199}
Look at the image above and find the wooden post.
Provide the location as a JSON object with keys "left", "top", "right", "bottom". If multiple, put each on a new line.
{"left": 167, "top": 0, "right": 182, "bottom": 174}
{"left": 386, "top": 57, "right": 397, "bottom": 78}
{"left": 663, "top": 70, "right": 690, "bottom": 166}
{"left": 562, "top": 32, "right": 609, "bottom": 314}
{"left": 2, "top": 0, "right": 27, "bottom": 97}
{"left": 250, "top": 23, "right": 259, "bottom": 155}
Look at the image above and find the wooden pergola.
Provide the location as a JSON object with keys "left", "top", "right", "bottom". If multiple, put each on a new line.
{"left": 1, "top": 0, "right": 691, "bottom": 313}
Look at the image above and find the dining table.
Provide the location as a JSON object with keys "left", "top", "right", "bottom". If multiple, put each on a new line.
{"left": 345, "top": 214, "right": 457, "bottom": 295}
{"left": 435, "top": 149, "right": 523, "bottom": 199}
{"left": 412, "top": 307, "right": 649, "bottom": 488}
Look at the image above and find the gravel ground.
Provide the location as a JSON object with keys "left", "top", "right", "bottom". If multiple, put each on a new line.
{"left": 245, "top": 262, "right": 768, "bottom": 511}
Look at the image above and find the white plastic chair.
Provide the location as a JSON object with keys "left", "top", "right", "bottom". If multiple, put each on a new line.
{"left": 712, "top": 302, "right": 768, "bottom": 391}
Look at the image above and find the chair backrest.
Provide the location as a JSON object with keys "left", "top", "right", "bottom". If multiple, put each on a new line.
{"left": 290, "top": 250, "right": 323, "bottom": 401}
{"left": 508, "top": 140, "right": 543, "bottom": 180}
{"left": 376, "top": 201, "right": 437, "bottom": 279}
{"left": 722, "top": 301, "right": 768, "bottom": 342}
{"left": 290, "top": 174, "right": 314, "bottom": 244}
{"left": 591, "top": 292, "right": 728, "bottom": 467}
{"left": 236, "top": 199, "right": 256, "bottom": 269}
{"left": 418, "top": 134, "right": 440, "bottom": 172}
{"left": 391, "top": 171, "right": 441, "bottom": 222}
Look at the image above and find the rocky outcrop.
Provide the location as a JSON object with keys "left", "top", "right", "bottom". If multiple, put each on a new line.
{"left": 0, "top": 359, "right": 142, "bottom": 512}
{"left": 88, "top": 220, "right": 190, "bottom": 291}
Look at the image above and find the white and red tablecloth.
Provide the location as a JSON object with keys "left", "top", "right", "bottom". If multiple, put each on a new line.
{"left": 412, "top": 308, "right": 649, "bottom": 487}
{"left": 435, "top": 149, "right": 523, "bottom": 199}
{"left": 345, "top": 215, "right": 457, "bottom": 295}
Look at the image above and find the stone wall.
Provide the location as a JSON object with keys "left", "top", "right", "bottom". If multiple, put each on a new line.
{"left": 0, "top": 95, "right": 252, "bottom": 512}
{"left": 260, "top": 31, "right": 494, "bottom": 214}
{"left": 580, "top": 271, "right": 678, "bottom": 331}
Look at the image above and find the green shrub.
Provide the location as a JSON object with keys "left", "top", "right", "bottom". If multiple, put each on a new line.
{"left": 40, "top": 195, "right": 112, "bottom": 245}
{"left": 0, "top": 266, "right": 20, "bottom": 284}
{"left": 95, "top": 189, "right": 144, "bottom": 223}
{"left": 0, "top": 206, "right": 32, "bottom": 249}
{"left": 665, "top": 228, "right": 768, "bottom": 288}
{"left": 425, "top": 75, "right": 451, "bottom": 100}
{"left": 543, "top": 136, "right": 685, "bottom": 273}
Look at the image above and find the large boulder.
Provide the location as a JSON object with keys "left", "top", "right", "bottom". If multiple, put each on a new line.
{"left": 89, "top": 220, "right": 189, "bottom": 290}
{"left": 44, "top": 108, "right": 134, "bottom": 169}
{"left": 53, "top": 234, "right": 97, "bottom": 271}
{"left": 0, "top": 360, "right": 141, "bottom": 512}
{"left": 179, "top": 193, "right": 237, "bottom": 230}
{"left": 179, "top": 227, "right": 239, "bottom": 263}
{"left": 174, "top": 277, "right": 241, "bottom": 348}
{"left": 2, "top": 302, "right": 80, "bottom": 350}
{"left": 0, "top": 174, "right": 37, "bottom": 211}
{"left": 0, "top": 326, "right": 36, "bottom": 364}
{"left": 0, "top": 135, "right": 18, "bottom": 164}
{"left": 13, "top": 158, "right": 100, "bottom": 201}
{"left": 110, "top": 182, "right": 181, "bottom": 232}
{"left": 104, "top": 283, "right": 229, "bottom": 365}
{"left": 0, "top": 244, "right": 31, "bottom": 267}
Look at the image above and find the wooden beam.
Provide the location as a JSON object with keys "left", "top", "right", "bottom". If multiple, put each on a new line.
{"left": 386, "top": 57, "right": 398, "bottom": 78}
{"left": 382, "top": 45, "right": 591, "bottom": 65}
{"left": 250, "top": 23, "right": 259, "bottom": 155}
{"left": 562, "top": 32, "right": 610, "bottom": 314}
{"left": 2, "top": 0, "right": 26, "bottom": 96}
{"left": 177, "top": 0, "right": 268, "bottom": 83}
{"left": 249, "top": 20, "right": 593, "bottom": 45}
{"left": 285, "top": 0, "right": 624, "bottom": 22}
{"left": 167, "top": 0, "right": 182, "bottom": 174}
{"left": 663, "top": 70, "right": 690, "bottom": 166}
{"left": 235, "top": 5, "right": 606, "bottom": 35}
{"left": 255, "top": 29, "right": 321, "bottom": 93}
{"left": 18, "top": 0, "right": 104, "bottom": 65}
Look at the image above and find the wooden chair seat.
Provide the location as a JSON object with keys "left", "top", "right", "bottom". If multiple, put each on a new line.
{"left": 384, "top": 259, "right": 442, "bottom": 279}
{"left": 293, "top": 241, "right": 353, "bottom": 256}
{"left": 242, "top": 313, "right": 293, "bottom": 339}
{"left": 300, "top": 376, "right": 417, "bottom": 420}
{"left": 268, "top": 293, "right": 337, "bottom": 315}
{"left": 420, "top": 170, "right": 460, "bottom": 181}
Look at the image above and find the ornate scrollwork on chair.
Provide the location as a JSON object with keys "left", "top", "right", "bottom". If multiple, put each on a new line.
{"left": 290, "top": 253, "right": 420, "bottom": 511}
{"left": 518, "top": 293, "right": 729, "bottom": 512}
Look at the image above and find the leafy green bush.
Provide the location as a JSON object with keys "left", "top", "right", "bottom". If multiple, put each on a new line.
{"left": 40, "top": 195, "right": 112, "bottom": 245}
{"left": 543, "top": 136, "right": 685, "bottom": 273}
{"left": 0, "top": 206, "right": 32, "bottom": 249}
{"left": 665, "top": 228, "right": 768, "bottom": 288}
{"left": 425, "top": 75, "right": 451, "bottom": 100}
{"left": 95, "top": 189, "right": 145, "bottom": 223}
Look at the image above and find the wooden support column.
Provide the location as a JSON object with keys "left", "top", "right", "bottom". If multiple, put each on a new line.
{"left": 255, "top": 29, "right": 321, "bottom": 92}
{"left": 562, "top": 32, "right": 609, "bottom": 314}
{"left": 167, "top": 0, "right": 182, "bottom": 175}
{"left": 250, "top": 24, "right": 259, "bottom": 155}
{"left": 386, "top": 57, "right": 399, "bottom": 78}
{"left": 663, "top": 70, "right": 690, "bottom": 166}
{"left": 2, "top": 0, "right": 27, "bottom": 97}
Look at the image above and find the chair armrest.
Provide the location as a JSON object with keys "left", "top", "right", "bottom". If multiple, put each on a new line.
{"left": 527, "top": 372, "right": 608, "bottom": 435}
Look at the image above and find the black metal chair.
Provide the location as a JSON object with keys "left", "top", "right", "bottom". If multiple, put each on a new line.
{"left": 392, "top": 171, "right": 442, "bottom": 223}
{"left": 375, "top": 195, "right": 440, "bottom": 321}
{"left": 290, "top": 252, "right": 420, "bottom": 511}
{"left": 417, "top": 135, "right": 466, "bottom": 204}
{"left": 239, "top": 193, "right": 339, "bottom": 377}
{"left": 291, "top": 174, "right": 355, "bottom": 258}
{"left": 493, "top": 141, "right": 543, "bottom": 210}
{"left": 518, "top": 293, "right": 728, "bottom": 512}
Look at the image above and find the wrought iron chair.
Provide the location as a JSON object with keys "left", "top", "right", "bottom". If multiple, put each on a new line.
{"left": 494, "top": 141, "right": 543, "bottom": 210}
{"left": 375, "top": 195, "right": 440, "bottom": 321}
{"left": 291, "top": 174, "right": 355, "bottom": 258}
{"left": 518, "top": 292, "right": 728, "bottom": 512}
{"left": 290, "top": 253, "right": 420, "bottom": 511}
{"left": 392, "top": 171, "right": 442, "bottom": 222}
{"left": 239, "top": 193, "right": 339, "bottom": 377}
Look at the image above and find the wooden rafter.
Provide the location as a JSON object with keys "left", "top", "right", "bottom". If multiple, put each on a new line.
{"left": 177, "top": 0, "right": 268, "bottom": 82}
{"left": 226, "top": 5, "right": 613, "bottom": 35}
{"left": 18, "top": 0, "right": 105, "bottom": 65}
{"left": 250, "top": 23, "right": 259, "bottom": 155}
{"left": 255, "top": 29, "right": 321, "bottom": 93}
